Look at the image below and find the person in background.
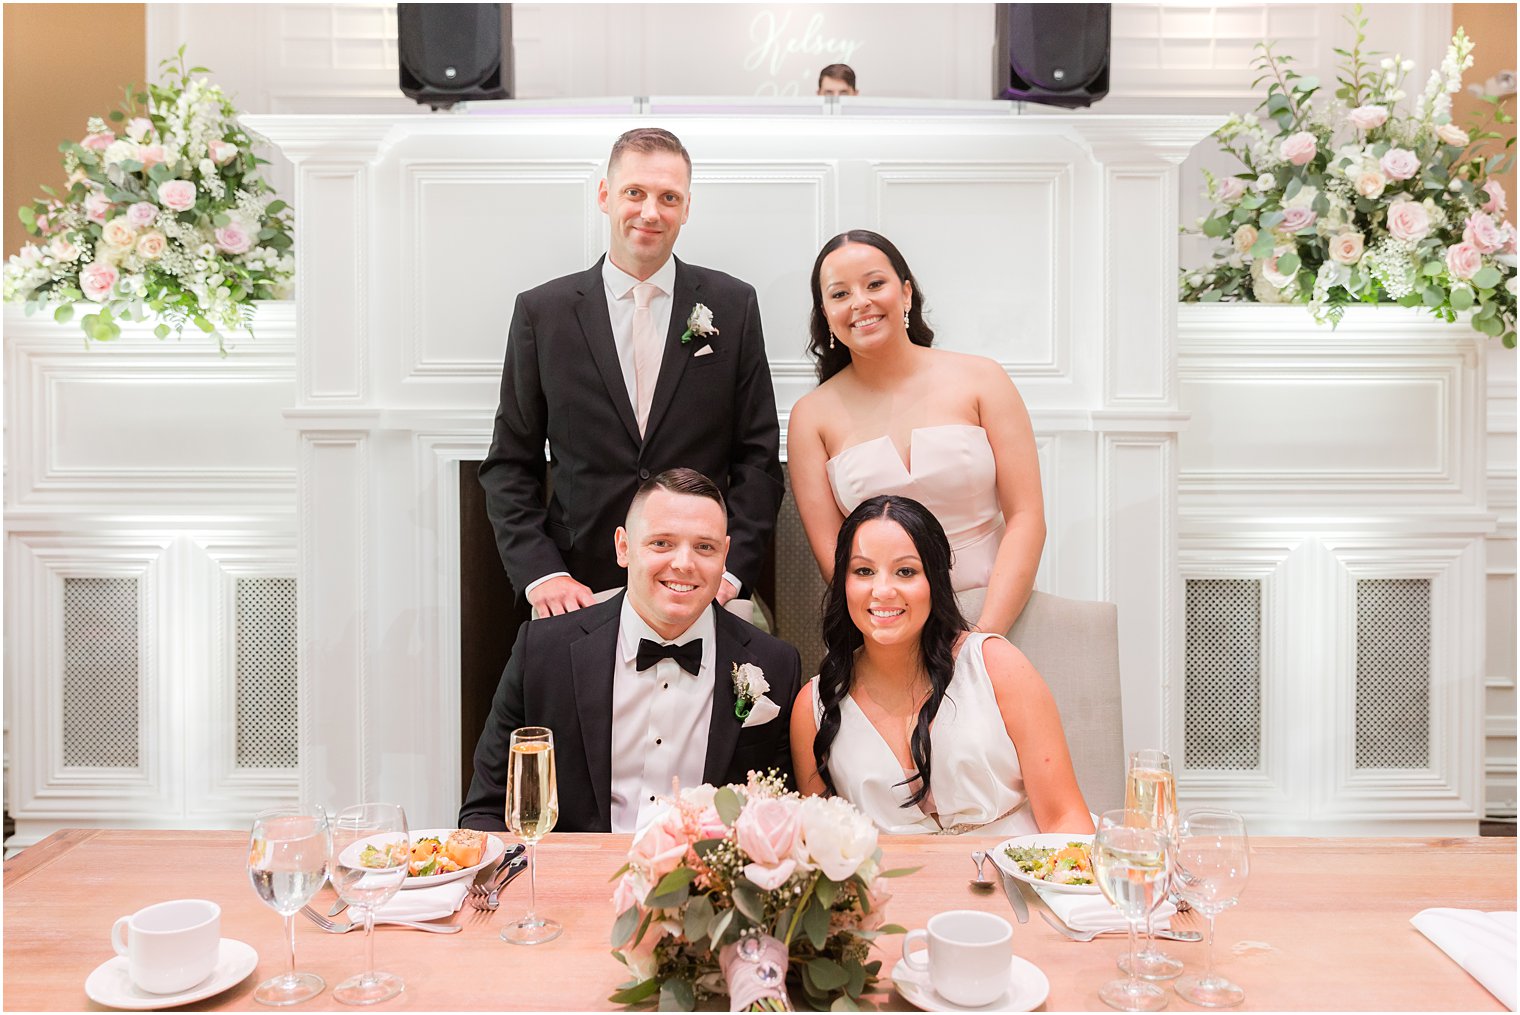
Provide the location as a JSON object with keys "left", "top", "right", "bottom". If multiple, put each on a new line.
{"left": 817, "top": 64, "right": 858, "bottom": 96}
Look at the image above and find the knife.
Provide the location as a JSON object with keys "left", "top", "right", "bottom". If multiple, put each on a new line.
{"left": 996, "top": 869, "right": 1030, "bottom": 924}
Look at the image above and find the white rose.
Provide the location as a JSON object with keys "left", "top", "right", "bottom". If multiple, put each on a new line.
{"left": 102, "top": 139, "right": 139, "bottom": 166}
{"left": 734, "top": 662, "right": 769, "bottom": 698}
{"left": 1436, "top": 123, "right": 1470, "bottom": 146}
{"left": 798, "top": 796, "right": 878, "bottom": 881}
{"left": 1254, "top": 173, "right": 1276, "bottom": 192}
{"left": 101, "top": 217, "right": 137, "bottom": 249}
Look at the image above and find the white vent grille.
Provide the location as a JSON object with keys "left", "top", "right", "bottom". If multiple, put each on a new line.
{"left": 234, "top": 577, "right": 300, "bottom": 770}
{"left": 62, "top": 577, "right": 143, "bottom": 769}
{"left": 1183, "top": 578, "right": 1263, "bottom": 771}
{"left": 1354, "top": 578, "right": 1432, "bottom": 770}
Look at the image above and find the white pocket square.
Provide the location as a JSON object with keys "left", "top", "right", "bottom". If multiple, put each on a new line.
{"left": 693, "top": 344, "right": 715, "bottom": 357}
{"left": 741, "top": 694, "right": 780, "bottom": 728}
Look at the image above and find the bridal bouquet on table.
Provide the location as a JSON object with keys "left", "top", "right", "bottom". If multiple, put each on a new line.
{"left": 1179, "top": 6, "right": 1517, "bottom": 348}
{"left": 608, "top": 772, "right": 914, "bottom": 1012}
{"left": 3, "top": 47, "right": 293, "bottom": 353}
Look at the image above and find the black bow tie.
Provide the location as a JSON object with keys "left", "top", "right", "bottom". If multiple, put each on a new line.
{"left": 636, "top": 638, "right": 702, "bottom": 675}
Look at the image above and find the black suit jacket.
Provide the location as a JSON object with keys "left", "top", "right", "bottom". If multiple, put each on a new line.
{"left": 479, "top": 257, "right": 784, "bottom": 596}
{"left": 459, "top": 595, "right": 802, "bottom": 833}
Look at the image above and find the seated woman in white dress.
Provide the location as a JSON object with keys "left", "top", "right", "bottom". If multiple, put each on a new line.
{"left": 787, "top": 230, "right": 1044, "bottom": 635}
{"left": 790, "top": 495, "right": 1092, "bottom": 836}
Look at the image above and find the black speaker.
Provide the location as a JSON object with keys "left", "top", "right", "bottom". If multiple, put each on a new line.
{"left": 398, "top": 3, "right": 514, "bottom": 110}
{"left": 994, "top": 3, "right": 1110, "bottom": 108}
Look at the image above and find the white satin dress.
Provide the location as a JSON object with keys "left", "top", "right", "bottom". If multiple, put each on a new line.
{"left": 809, "top": 633, "right": 1036, "bottom": 835}
{"left": 825, "top": 423, "right": 1005, "bottom": 627}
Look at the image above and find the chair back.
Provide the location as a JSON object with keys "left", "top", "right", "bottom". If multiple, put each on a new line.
{"left": 1007, "top": 591, "right": 1126, "bottom": 814}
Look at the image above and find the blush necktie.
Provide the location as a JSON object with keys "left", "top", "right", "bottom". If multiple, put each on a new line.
{"left": 631, "top": 282, "right": 661, "bottom": 437}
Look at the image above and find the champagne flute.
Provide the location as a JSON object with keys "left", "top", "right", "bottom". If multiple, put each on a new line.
{"left": 1121, "top": 749, "right": 1182, "bottom": 981}
{"left": 501, "top": 726, "right": 561, "bottom": 945}
{"left": 1172, "top": 809, "right": 1250, "bottom": 1008}
{"left": 247, "top": 806, "right": 330, "bottom": 1006}
{"left": 328, "top": 804, "right": 410, "bottom": 1005}
{"left": 1093, "top": 809, "right": 1170, "bottom": 1012}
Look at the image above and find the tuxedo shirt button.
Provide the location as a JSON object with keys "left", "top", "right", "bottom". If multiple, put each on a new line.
{"left": 662, "top": 682, "right": 668, "bottom": 690}
{"left": 655, "top": 738, "right": 662, "bottom": 745}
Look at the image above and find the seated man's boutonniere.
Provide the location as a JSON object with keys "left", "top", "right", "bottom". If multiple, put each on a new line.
{"left": 680, "top": 303, "right": 719, "bottom": 345}
{"left": 731, "top": 662, "right": 776, "bottom": 726}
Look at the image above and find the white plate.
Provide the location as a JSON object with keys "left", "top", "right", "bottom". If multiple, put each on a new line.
{"left": 339, "top": 827, "right": 506, "bottom": 890}
{"left": 990, "top": 832, "right": 1100, "bottom": 895}
{"left": 891, "top": 955, "right": 1050, "bottom": 1012}
{"left": 84, "top": 938, "right": 257, "bottom": 1011}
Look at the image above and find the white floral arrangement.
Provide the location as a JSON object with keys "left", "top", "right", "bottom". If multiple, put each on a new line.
{"left": 1180, "top": 8, "right": 1517, "bottom": 348}
{"left": 3, "top": 48, "right": 293, "bottom": 352}
{"left": 609, "top": 772, "right": 914, "bottom": 1011}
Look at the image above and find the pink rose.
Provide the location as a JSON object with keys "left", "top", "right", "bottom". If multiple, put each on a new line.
{"left": 1278, "top": 207, "right": 1317, "bottom": 232}
{"left": 734, "top": 797, "right": 802, "bottom": 866}
{"left": 1436, "top": 123, "right": 1470, "bottom": 146}
{"left": 79, "top": 260, "right": 118, "bottom": 301}
{"left": 48, "top": 235, "right": 81, "bottom": 262}
{"left": 1329, "top": 232, "right": 1365, "bottom": 265}
{"left": 83, "top": 191, "right": 113, "bottom": 224}
{"left": 136, "top": 232, "right": 167, "bottom": 260}
{"left": 157, "top": 179, "right": 197, "bottom": 213}
{"left": 610, "top": 870, "right": 648, "bottom": 915}
{"left": 860, "top": 877, "right": 894, "bottom": 932}
{"left": 126, "top": 202, "right": 159, "bottom": 229}
{"left": 81, "top": 131, "right": 114, "bottom": 152}
{"left": 138, "top": 145, "right": 167, "bottom": 171}
{"left": 1500, "top": 222, "right": 1517, "bottom": 256}
{"left": 1464, "top": 212, "right": 1504, "bottom": 254}
{"left": 214, "top": 222, "right": 253, "bottom": 255}
{"left": 1481, "top": 180, "right": 1507, "bottom": 215}
{"left": 1279, "top": 131, "right": 1319, "bottom": 166}
{"left": 208, "top": 139, "right": 239, "bottom": 164}
{"left": 1354, "top": 170, "right": 1387, "bottom": 199}
{"left": 742, "top": 859, "right": 797, "bottom": 891}
{"left": 1380, "top": 148, "right": 1420, "bottom": 181}
{"left": 618, "top": 918, "right": 677, "bottom": 982}
{"left": 1445, "top": 242, "right": 1482, "bottom": 279}
{"left": 1386, "top": 199, "right": 1431, "bottom": 241}
{"left": 628, "top": 812, "right": 690, "bottom": 881}
{"left": 1348, "top": 105, "right": 1389, "bottom": 131}
{"left": 1218, "top": 177, "right": 1247, "bottom": 202}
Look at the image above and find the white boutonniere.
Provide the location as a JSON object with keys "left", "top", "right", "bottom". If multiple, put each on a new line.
{"left": 680, "top": 303, "right": 718, "bottom": 345}
{"left": 731, "top": 662, "right": 769, "bottom": 721}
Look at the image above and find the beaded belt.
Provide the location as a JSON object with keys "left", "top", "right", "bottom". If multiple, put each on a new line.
{"left": 932, "top": 801, "right": 1026, "bottom": 836}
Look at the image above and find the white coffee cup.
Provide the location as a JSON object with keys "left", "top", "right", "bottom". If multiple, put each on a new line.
{"left": 110, "top": 899, "right": 221, "bottom": 995}
{"left": 900, "top": 909, "right": 1012, "bottom": 1007}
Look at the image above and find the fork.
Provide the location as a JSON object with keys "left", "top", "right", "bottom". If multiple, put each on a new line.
{"left": 469, "top": 856, "right": 528, "bottom": 914}
{"left": 299, "top": 906, "right": 461, "bottom": 935}
{"left": 1037, "top": 909, "right": 1201, "bottom": 943}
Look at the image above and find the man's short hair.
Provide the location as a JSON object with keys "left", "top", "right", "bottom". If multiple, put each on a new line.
{"left": 818, "top": 64, "right": 857, "bottom": 90}
{"left": 607, "top": 127, "right": 692, "bottom": 178}
{"left": 627, "top": 467, "right": 726, "bottom": 521}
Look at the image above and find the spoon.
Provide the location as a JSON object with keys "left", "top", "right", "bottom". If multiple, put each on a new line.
{"left": 969, "top": 850, "right": 996, "bottom": 891}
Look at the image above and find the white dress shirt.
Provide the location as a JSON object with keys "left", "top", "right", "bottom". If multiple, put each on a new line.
{"left": 609, "top": 596, "right": 716, "bottom": 833}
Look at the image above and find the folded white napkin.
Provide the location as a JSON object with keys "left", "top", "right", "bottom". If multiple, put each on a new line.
{"left": 374, "top": 881, "right": 470, "bottom": 922}
{"left": 1411, "top": 908, "right": 1518, "bottom": 1011}
{"left": 1035, "top": 886, "right": 1176, "bottom": 933}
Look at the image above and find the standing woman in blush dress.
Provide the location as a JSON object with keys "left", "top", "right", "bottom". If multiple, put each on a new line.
{"left": 787, "top": 230, "right": 1045, "bottom": 635}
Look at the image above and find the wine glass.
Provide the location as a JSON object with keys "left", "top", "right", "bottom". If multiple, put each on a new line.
{"left": 328, "top": 804, "right": 410, "bottom": 1005}
{"left": 1092, "top": 809, "right": 1171, "bottom": 1011}
{"left": 247, "top": 806, "right": 330, "bottom": 1006}
{"left": 501, "top": 726, "right": 561, "bottom": 945}
{"left": 1120, "top": 749, "right": 1182, "bottom": 981}
{"left": 1172, "top": 809, "right": 1250, "bottom": 1008}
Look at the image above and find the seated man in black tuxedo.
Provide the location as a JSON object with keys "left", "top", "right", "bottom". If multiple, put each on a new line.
{"left": 459, "top": 468, "right": 802, "bottom": 833}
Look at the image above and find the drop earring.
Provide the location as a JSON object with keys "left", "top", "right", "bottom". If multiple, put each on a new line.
{"left": 903, "top": 307, "right": 911, "bottom": 327}
{"left": 829, "top": 332, "right": 837, "bottom": 350}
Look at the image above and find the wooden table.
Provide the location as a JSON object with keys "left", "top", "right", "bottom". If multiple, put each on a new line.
{"left": 5, "top": 830, "right": 1513, "bottom": 1011}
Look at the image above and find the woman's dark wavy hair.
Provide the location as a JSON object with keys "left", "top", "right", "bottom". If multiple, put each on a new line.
{"left": 812, "top": 495, "right": 969, "bottom": 807}
{"left": 807, "top": 230, "right": 935, "bottom": 383}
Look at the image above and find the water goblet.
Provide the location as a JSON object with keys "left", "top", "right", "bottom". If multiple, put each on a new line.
{"left": 1120, "top": 749, "right": 1183, "bottom": 981}
{"left": 328, "top": 804, "right": 410, "bottom": 1005}
{"left": 1093, "top": 809, "right": 1171, "bottom": 1011}
{"left": 501, "top": 726, "right": 561, "bottom": 945}
{"left": 247, "top": 805, "right": 330, "bottom": 1006}
{"left": 1172, "top": 809, "right": 1250, "bottom": 1008}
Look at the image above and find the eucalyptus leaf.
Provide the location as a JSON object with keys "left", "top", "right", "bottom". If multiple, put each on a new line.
{"left": 612, "top": 905, "right": 641, "bottom": 948}
{"left": 1450, "top": 287, "right": 1475, "bottom": 311}
{"left": 154, "top": 323, "right": 171, "bottom": 339}
{"left": 845, "top": 959, "right": 866, "bottom": 998}
{"left": 53, "top": 304, "right": 74, "bottom": 324}
{"left": 1472, "top": 266, "right": 1502, "bottom": 289}
{"left": 814, "top": 877, "right": 838, "bottom": 909}
{"left": 876, "top": 866, "right": 922, "bottom": 879}
{"left": 658, "top": 979, "right": 695, "bottom": 1012}
{"left": 683, "top": 894, "right": 714, "bottom": 942}
{"left": 266, "top": 199, "right": 287, "bottom": 214}
{"left": 732, "top": 883, "right": 765, "bottom": 923}
{"left": 608, "top": 979, "right": 661, "bottom": 1005}
{"left": 1276, "top": 253, "right": 1300, "bottom": 275}
{"left": 807, "top": 958, "right": 850, "bottom": 991}
{"left": 1422, "top": 285, "right": 1445, "bottom": 307}
{"left": 803, "top": 896, "right": 830, "bottom": 949}
{"left": 1423, "top": 261, "right": 1445, "bottom": 277}
{"left": 714, "top": 787, "right": 743, "bottom": 826}
{"left": 708, "top": 907, "right": 735, "bottom": 946}
{"left": 831, "top": 996, "right": 860, "bottom": 1012}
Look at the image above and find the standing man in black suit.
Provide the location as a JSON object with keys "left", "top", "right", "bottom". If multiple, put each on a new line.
{"left": 460, "top": 470, "right": 801, "bottom": 833}
{"left": 480, "top": 127, "right": 783, "bottom": 618}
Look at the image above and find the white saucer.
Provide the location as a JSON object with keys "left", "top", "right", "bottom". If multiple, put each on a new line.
{"left": 891, "top": 955, "right": 1050, "bottom": 1012}
{"left": 84, "top": 938, "right": 258, "bottom": 1010}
